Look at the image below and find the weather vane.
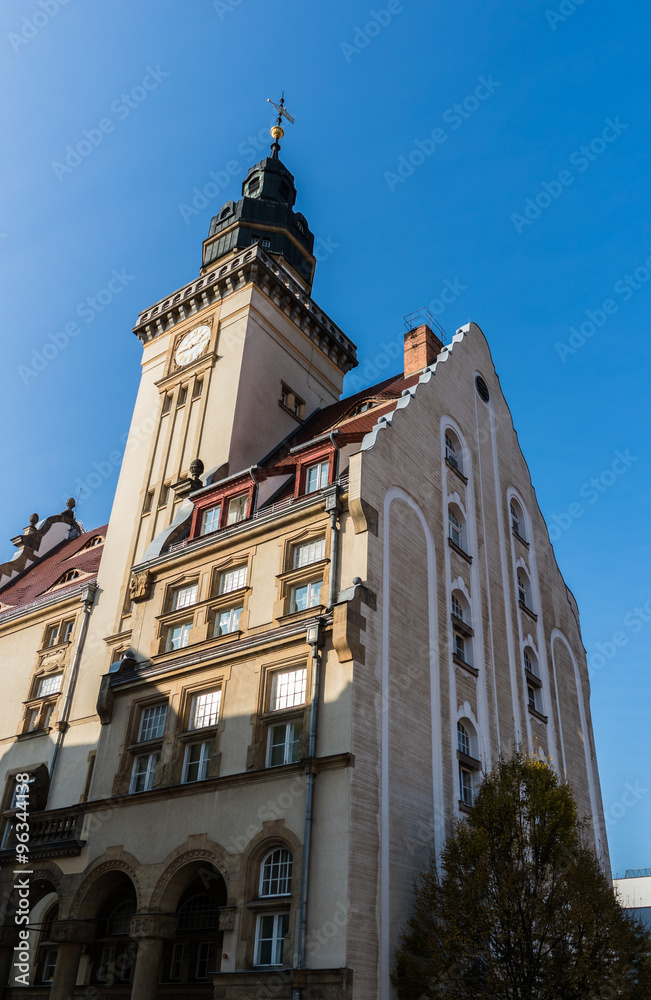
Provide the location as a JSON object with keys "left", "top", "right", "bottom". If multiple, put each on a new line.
{"left": 267, "top": 92, "right": 294, "bottom": 158}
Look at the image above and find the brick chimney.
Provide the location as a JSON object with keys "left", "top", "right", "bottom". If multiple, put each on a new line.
{"left": 403, "top": 323, "right": 444, "bottom": 377}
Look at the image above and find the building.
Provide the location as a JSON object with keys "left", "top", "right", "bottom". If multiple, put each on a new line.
{"left": 0, "top": 125, "right": 608, "bottom": 1000}
{"left": 614, "top": 869, "right": 651, "bottom": 932}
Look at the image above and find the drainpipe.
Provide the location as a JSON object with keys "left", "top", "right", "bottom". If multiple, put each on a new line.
{"left": 48, "top": 582, "right": 97, "bottom": 790}
{"left": 294, "top": 616, "right": 325, "bottom": 994}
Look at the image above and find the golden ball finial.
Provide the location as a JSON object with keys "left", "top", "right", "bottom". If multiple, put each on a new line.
{"left": 271, "top": 125, "right": 285, "bottom": 141}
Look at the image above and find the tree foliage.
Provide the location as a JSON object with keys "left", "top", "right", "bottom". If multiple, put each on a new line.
{"left": 393, "top": 750, "right": 651, "bottom": 999}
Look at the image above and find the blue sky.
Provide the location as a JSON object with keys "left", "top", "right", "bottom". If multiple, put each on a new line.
{"left": 0, "top": 0, "right": 649, "bottom": 876}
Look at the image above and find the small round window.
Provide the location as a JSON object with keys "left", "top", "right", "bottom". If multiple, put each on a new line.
{"left": 475, "top": 375, "right": 490, "bottom": 403}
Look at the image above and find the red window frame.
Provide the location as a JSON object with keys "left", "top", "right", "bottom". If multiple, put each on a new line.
{"left": 294, "top": 446, "right": 336, "bottom": 498}
{"left": 190, "top": 481, "right": 255, "bottom": 540}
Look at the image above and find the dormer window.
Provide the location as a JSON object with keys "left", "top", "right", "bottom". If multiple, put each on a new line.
{"left": 226, "top": 494, "right": 248, "bottom": 526}
{"left": 201, "top": 505, "right": 222, "bottom": 536}
{"left": 81, "top": 535, "right": 104, "bottom": 550}
{"left": 305, "top": 461, "right": 329, "bottom": 495}
{"left": 56, "top": 569, "right": 80, "bottom": 586}
{"left": 262, "top": 239, "right": 271, "bottom": 249}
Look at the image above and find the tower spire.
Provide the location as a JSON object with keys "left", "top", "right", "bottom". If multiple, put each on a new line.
{"left": 267, "top": 92, "right": 294, "bottom": 159}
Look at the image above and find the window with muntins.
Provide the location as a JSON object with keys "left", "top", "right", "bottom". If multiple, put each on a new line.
{"left": 271, "top": 668, "right": 307, "bottom": 711}
{"left": 167, "top": 622, "right": 192, "bottom": 651}
{"left": 201, "top": 505, "right": 222, "bottom": 535}
{"left": 172, "top": 584, "right": 198, "bottom": 611}
{"left": 268, "top": 721, "right": 302, "bottom": 767}
{"left": 460, "top": 766, "right": 473, "bottom": 806}
{"left": 182, "top": 740, "right": 214, "bottom": 783}
{"left": 448, "top": 508, "right": 463, "bottom": 548}
{"left": 214, "top": 606, "right": 242, "bottom": 636}
{"left": 138, "top": 704, "right": 168, "bottom": 742}
{"left": 293, "top": 537, "right": 325, "bottom": 568}
{"left": 260, "top": 848, "right": 293, "bottom": 896}
{"left": 453, "top": 633, "right": 466, "bottom": 662}
{"left": 445, "top": 432, "right": 461, "bottom": 471}
{"left": 254, "top": 913, "right": 289, "bottom": 966}
{"left": 451, "top": 595, "right": 464, "bottom": 620}
{"left": 226, "top": 494, "right": 248, "bottom": 525}
{"left": 305, "top": 461, "right": 329, "bottom": 494}
{"left": 219, "top": 565, "right": 247, "bottom": 594}
{"left": 457, "top": 721, "right": 470, "bottom": 756}
{"left": 190, "top": 690, "right": 221, "bottom": 729}
{"left": 130, "top": 752, "right": 160, "bottom": 793}
{"left": 37, "top": 674, "right": 63, "bottom": 698}
{"left": 290, "top": 580, "right": 321, "bottom": 613}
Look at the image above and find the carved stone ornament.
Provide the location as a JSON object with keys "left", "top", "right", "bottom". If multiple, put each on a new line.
{"left": 218, "top": 906, "right": 236, "bottom": 931}
{"left": 129, "top": 913, "right": 178, "bottom": 940}
{"left": 51, "top": 919, "right": 96, "bottom": 945}
{"left": 129, "top": 570, "right": 152, "bottom": 602}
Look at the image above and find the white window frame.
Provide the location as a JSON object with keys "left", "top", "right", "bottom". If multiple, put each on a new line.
{"left": 254, "top": 912, "right": 290, "bottom": 966}
{"left": 219, "top": 565, "right": 247, "bottom": 595}
{"left": 293, "top": 537, "right": 326, "bottom": 569}
{"left": 271, "top": 668, "right": 307, "bottom": 712}
{"left": 181, "top": 740, "right": 214, "bottom": 783}
{"left": 259, "top": 848, "right": 293, "bottom": 897}
{"left": 304, "top": 460, "right": 329, "bottom": 494}
{"left": 166, "top": 622, "right": 192, "bottom": 652}
{"left": 267, "top": 721, "right": 302, "bottom": 767}
{"left": 453, "top": 633, "right": 466, "bottom": 662}
{"left": 201, "top": 505, "right": 222, "bottom": 535}
{"left": 457, "top": 721, "right": 470, "bottom": 756}
{"left": 459, "top": 766, "right": 473, "bottom": 807}
{"left": 130, "top": 751, "right": 160, "bottom": 793}
{"left": 226, "top": 493, "right": 248, "bottom": 525}
{"left": 189, "top": 690, "right": 221, "bottom": 730}
{"left": 451, "top": 595, "right": 464, "bottom": 620}
{"left": 290, "top": 579, "right": 321, "bottom": 613}
{"left": 214, "top": 605, "right": 242, "bottom": 637}
{"left": 172, "top": 583, "right": 198, "bottom": 611}
{"left": 510, "top": 501, "right": 521, "bottom": 536}
{"left": 448, "top": 508, "right": 463, "bottom": 548}
{"left": 37, "top": 674, "right": 63, "bottom": 698}
{"left": 138, "top": 704, "right": 168, "bottom": 742}
{"left": 445, "top": 433, "right": 460, "bottom": 470}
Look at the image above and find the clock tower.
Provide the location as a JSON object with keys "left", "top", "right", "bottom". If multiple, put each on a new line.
{"left": 90, "top": 125, "right": 357, "bottom": 650}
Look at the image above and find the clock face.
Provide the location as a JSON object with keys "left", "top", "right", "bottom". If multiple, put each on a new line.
{"left": 175, "top": 325, "right": 211, "bottom": 367}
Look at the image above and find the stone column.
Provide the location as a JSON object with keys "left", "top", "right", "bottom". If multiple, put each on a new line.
{"left": 0, "top": 925, "right": 19, "bottom": 997}
{"left": 49, "top": 920, "right": 95, "bottom": 1000}
{"left": 129, "top": 913, "right": 177, "bottom": 1000}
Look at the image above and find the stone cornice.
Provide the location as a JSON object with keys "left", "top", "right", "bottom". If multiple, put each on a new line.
{"left": 132, "top": 244, "right": 357, "bottom": 373}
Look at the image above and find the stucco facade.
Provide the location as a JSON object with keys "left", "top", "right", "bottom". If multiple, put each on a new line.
{"left": 0, "top": 145, "right": 607, "bottom": 1000}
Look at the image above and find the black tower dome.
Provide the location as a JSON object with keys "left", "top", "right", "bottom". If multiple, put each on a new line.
{"left": 202, "top": 155, "right": 315, "bottom": 290}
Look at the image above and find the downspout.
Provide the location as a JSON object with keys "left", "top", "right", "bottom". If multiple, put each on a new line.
{"left": 48, "top": 582, "right": 97, "bottom": 789}
{"left": 295, "top": 616, "right": 325, "bottom": 994}
{"left": 326, "top": 431, "right": 342, "bottom": 610}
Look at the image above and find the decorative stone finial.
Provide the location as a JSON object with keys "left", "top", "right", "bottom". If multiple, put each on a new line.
{"left": 189, "top": 458, "right": 204, "bottom": 479}
{"left": 29, "top": 514, "right": 39, "bottom": 526}
{"left": 353, "top": 577, "right": 362, "bottom": 586}
{"left": 66, "top": 498, "right": 76, "bottom": 510}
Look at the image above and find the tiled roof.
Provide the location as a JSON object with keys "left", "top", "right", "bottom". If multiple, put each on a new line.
{"left": 0, "top": 525, "right": 108, "bottom": 611}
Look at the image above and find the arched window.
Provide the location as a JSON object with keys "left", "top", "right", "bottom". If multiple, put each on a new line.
{"left": 91, "top": 890, "right": 137, "bottom": 985}
{"left": 457, "top": 721, "right": 470, "bottom": 756}
{"left": 163, "top": 871, "right": 226, "bottom": 984}
{"left": 524, "top": 647, "right": 543, "bottom": 715}
{"left": 451, "top": 590, "right": 473, "bottom": 667}
{"left": 517, "top": 570, "right": 533, "bottom": 611}
{"left": 448, "top": 505, "right": 467, "bottom": 552}
{"left": 456, "top": 718, "right": 480, "bottom": 808}
{"left": 510, "top": 499, "right": 525, "bottom": 540}
{"left": 36, "top": 901, "right": 59, "bottom": 985}
{"left": 259, "top": 848, "right": 293, "bottom": 897}
{"left": 445, "top": 430, "right": 463, "bottom": 473}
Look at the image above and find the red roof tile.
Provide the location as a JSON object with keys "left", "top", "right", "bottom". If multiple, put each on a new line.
{"left": 0, "top": 525, "right": 107, "bottom": 611}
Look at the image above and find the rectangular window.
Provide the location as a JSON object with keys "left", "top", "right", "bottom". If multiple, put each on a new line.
{"left": 182, "top": 740, "right": 214, "bottom": 783}
{"left": 192, "top": 379, "right": 203, "bottom": 400}
{"left": 26, "top": 707, "right": 41, "bottom": 732}
{"left": 45, "top": 624, "right": 60, "bottom": 647}
{"left": 138, "top": 704, "right": 168, "bottom": 742}
{"left": 162, "top": 393, "right": 173, "bottom": 414}
{"left": 42, "top": 704, "right": 55, "bottom": 729}
{"left": 130, "top": 752, "right": 160, "bottom": 793}
{"left": 201, "top": 505, "right": 221, "bottom": 535}
{"left": 271, "top": 668, "right": 307, "bottom": 712}
{"left": 219, "top": 565, "right": 247, "bottom": 594}
{"left": 42, "top": 949, "right": 58, "bottom": 982}
{"left": 254, "top": 912, "right": 289, "bottom": 966}
{"left": 172, "top": 583, "right": 198, "bottom": 611}
{"left": 167, "top": 622, "right": 192, "bottom": 652}
{"left": 528, "top": 685, "right": 537, "bottom": 711}
{"left": 453, "top": 634, "right": 465, "bottom": 661}
{"left": 169, "top": 942, "right": 186, "bottom": 981}
{"left": 159, "top": 484, "right": 171, "bottom": 507}
{"left": 37, "top": 674, "right": 63, "bottom": 698}
{"left": 304, "top": 460, "right": 329, "bottom": 494}
{"left": 448, "top": 510, "right": 462, "bottom": 547}
{"left": 226, "top": 494, "right": 248, "bottom": 525}
{"left": 293, "top": 537, "right": 326, "bottom": 569}
{"left": 178, "top": 386, "right": 188, "bottom": 406}
{"left": 214, "top": 605, "right": 242, "bottom": 637}
{"left": 290, "top": 580, "right": 321, "bottom": 613}
{"left": 451, "top": 596, "right": 464, "bottom": 620}
{"left": 460, "top": 767, "right": 473, "bottom": 806}
{"left": 268, "top": 721, "right": 303, "bottom": 767}
{"left": 143, "top": 490, "right": 155, "bottom": 514}
{"left": 190, "top": 690, "right": 221, "bottom": 730}
{"left": 195, "top": 941, "right": 214, "bottom": 980}
{"left": 445, "top": 434, "right": 459, "bottom": 469}
{"left": 61, "top": 620, "right": 74, "bottom": 642}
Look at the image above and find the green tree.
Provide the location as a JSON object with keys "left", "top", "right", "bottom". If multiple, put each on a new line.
{"left": 393, "top": 750, "right": 651, "bottom": 999}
